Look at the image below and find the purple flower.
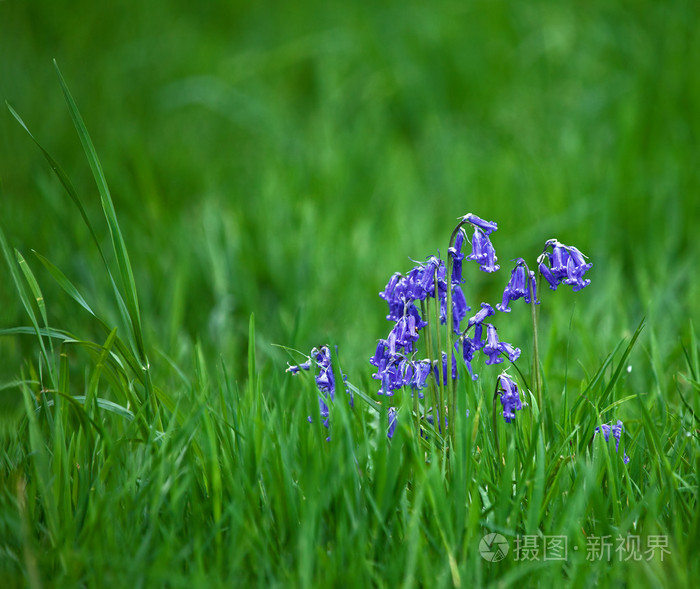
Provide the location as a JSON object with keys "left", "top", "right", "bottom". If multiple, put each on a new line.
{"left": 594, "top": 420, "right": 631, "bottom": 464}
{"left": 461, "top": 336, "right": 478, "bottom": 380}
{"left": 379, "top": 272, "right": 405, "bottom": 320}
{"left": 497, "top": 258, "right": 537, "bottom": 312}
{"left": 538, "top": 239, "right": 592, "bottom": 292}
{"left": 379, "top": 360, "right": 405, "bottom": 396}
{"left": 482, "top": 323, "right": 521, "bottom": 365}
{"left": 288, "top": 345, "right": 337, "bottom": 434}
{"left": 467, "top": 227, "right": 500, "bottom": 273}
{"left": 497, "top": 372, "right": 522, "bottom": 423}
{"left": 286, "top": 359, "right": 311, "bottom": 374}
{"left": 468, "top": 302, "right": 495, "bottom": 328}
{"left": 419, "top": 256, "right": 443, "bottom": 298}
{"left": 311, "top": 346, "right": 335, "bottom": 397}
{"left": 413, "top": 360, "right": 432, "bottom": 392}
{"left": 483, "top": 324, "right": 505, "bottom": 365}
{"left": 405, "top": 266, "right": 426, "bottom": 301}
{"left": 370, "top": 340, "right": 389, "bottom": 370}
{"left": 387, "top": 407, "right": 398, "bottom": 439}
{"left": 465, "top": 302, "right": 495, "bottom": 353}
{"left": 388, "top": 313, "right": 419, "bottom": 354}
{"left": 463, "top": 213, "right": 498, "bottom": 235}
{"left": 500, "top": 341, "right": 521, "bottom": 363}
{"left": 288, "top": 346, "right": 334, "bottom": 397}
{"left": 432, "top": 352, "right": 457, "bottom": 386}
{"left": 449, "top": 228, "right": 466, "bottom": 285}
{"left": 451, "top": 285, "right": 470, "bottom": 333}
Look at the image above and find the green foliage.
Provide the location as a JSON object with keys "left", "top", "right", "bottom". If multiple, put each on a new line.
{"left": 1, "top": 1, "right": 699, "bottom": 587}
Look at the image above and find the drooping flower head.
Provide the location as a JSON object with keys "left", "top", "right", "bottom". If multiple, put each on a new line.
{"left": 482, "top": 323, "right": 521, "bottom": 365}
{"left": 497, "top": 258, "right": 538, "bottom": 312}
{"left": 497, "top": 372, "right": 523, "bottom": 423}
{"left": 288, "top": 345, "right": 344, "bottom": 436}
{"left": 468, "top": 302, "right": 495, "bottom": 330}
{"left": 467, "top": 227, "right": 500, "bottom": 273}
{"left": 462, "top": 213, "right": 498, "bottom": 235}
{"left": 594, "top": 420, "right": 630, "bottom": 464}
{"left": 449, "top": 227, "right": 466, "bottom": 285}
{"left": 538, "top": 239, "right": 592, "bottom": 292}
{"left": 288, "top": 346, "right": 334, "bottom": 397}
{"left": 463, "top": 214, "right": 500, "bottom": 273}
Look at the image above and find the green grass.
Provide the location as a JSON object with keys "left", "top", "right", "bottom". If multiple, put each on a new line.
{"left": 1, "top": 0, "right": 699, "bottom": 587}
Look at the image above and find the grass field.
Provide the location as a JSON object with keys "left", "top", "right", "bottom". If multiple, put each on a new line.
{"left": 1, "top": 1, "right": 699, "bottom": 587}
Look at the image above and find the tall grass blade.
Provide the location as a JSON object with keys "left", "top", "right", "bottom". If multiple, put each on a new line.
{"left": 52, "top": 61, "right": 152, "bottom": 395}
{"left": 0, "top": 228, "right": 56, "bottom": 388}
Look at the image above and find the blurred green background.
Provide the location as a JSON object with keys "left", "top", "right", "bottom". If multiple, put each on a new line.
{"left": 1, "top": 0, "right": 699, "bottom": 389}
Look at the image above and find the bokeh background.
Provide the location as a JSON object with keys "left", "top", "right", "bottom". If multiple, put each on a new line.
{"left": 1, "top": 0, "right": 699, "bottom": 393}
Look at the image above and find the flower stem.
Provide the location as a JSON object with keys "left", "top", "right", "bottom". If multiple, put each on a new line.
{"left": 433, "top": 266, "right": 445, "bottom": 435}
{"left": 422, "top": 299, "right": 440, "bottom": 429}
{"left": 492, "top": 380, "right": 501, "bottom": 456}
{"left": 445, "top": 220, "right": 465, "bottom": 445}
{"left": 530, "top": 274, "right": 543, "bottom": 412}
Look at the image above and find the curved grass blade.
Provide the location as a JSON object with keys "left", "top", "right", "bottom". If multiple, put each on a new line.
{"left": 52, "top": 61, "right": 148, "bottom": 371}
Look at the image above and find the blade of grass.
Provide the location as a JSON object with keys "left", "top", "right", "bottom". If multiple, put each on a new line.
{"left": 52, "top": 61, "right": 156, "bottom": 415}
{"left": 0, "top": 228, "right": 56, "bottom": 388}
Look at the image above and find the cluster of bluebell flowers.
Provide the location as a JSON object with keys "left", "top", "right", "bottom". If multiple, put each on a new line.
{"left": 538, "top": 239, "right": 592, "bottom": 292}
{"left": 287, "top": 212, "right": 599, "bottom": 447}
{"left": 287, "top": 345, "right": 351, "bottom": 440}
{"left": 594, "top": 420, "right": 631, "bottom": 464}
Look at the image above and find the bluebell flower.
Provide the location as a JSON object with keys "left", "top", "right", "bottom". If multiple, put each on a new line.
{"left": 461, "top": 336, "right": 478, "bottom": 380}
{"left": 465, "top": 302, "right": 495, "bottom": 353}
{"left": 288, "top": 345, "right": 338, "bottom": 435}
{"left": 288, "top": 346, "right": 335, "bottom": 397}
{"left": 370, "top": 339, "right": 389, "bottom": 370}
{"left": 413, "top": 360, "right": 432, "bottom": 392}
{"left": 379, "top": 272, "right": 405, "bottom": 321}
{"left": 538, "top": 239, "right": 592, "bottom": 292}
{"left": 388, "top": 313, "right": 419, "bottom": 354}
{"left": 406, "top": 265, "right": 427, "bottom": 301}
{"left": 594, "top": 420, "right": 630, "bottom": 464}
{"left": 497, "top": 258, "right": 537, "bottom": 312}
{"left": 482, "top": 323, "right": 521, "bottom": 365}
{"left": 463, "top": 213, "right": 498, "bottom": 235}
{"left": 482, "top": 324, "right": 505, "bottom": 365}
{"left": 497, "top": 372, "right": 523, "bottom": 423}
{"left": 407, "top": 302, "right": 429, "bottom": 331}
{"left": 311, "top": 346, "right": 335, "bottom": 397}
{"left": 461, "top": 213, "right": 499, "bottom": 273}
{"left": 451, "top": 285, "right": 469, "bottom": 333}
{"left": 468, "top": 302, "right": 495, "bottom": 328}
{"left": 379, "top": 359, "right": 404, "bottom": 396}
{"left": 387, "top": 407, "right": 398, "bottom": 439}
{"left": 286, "top": 359, "right": 311, "bottom": 374}
{"left": 467, "top": 227, "right": 500, "bottom": 273}
{"left": 419, "top": 255, "right": 442, "bottom": 298}
{"left": 449, "top": 227, "right": 466, "bottom": 285}
{"left": 499, "top": 341, "right": 521, "bottom": 363}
